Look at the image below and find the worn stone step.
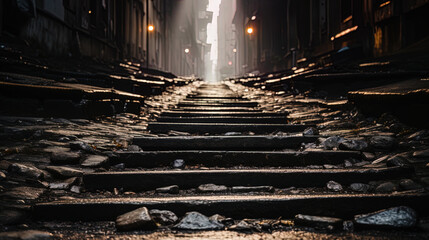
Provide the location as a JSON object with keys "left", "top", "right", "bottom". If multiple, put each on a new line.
{"left": 147, "top": 122, "right": 311, "bottom": 134}
{"left": 177, "top": 102, "right": 258, "bottom": 107}
{"left": 133, "top": 135, "right": 318, "bottom": 150}
{"left": 83, "top": 167, "right": 412, "bottom": 191}
{"left": 186, "top": 95, "right": 243, "bottom": 100}
{"left": 156, "top": 116, "right": 288, "bottom": 124}
{"left": 170, "top": 107, "right": 261, "bottom": 112}
{"left": 113, "top": 150, "right": 362, "bottom": 168}
{"left": 33, "top": 193, "right": 429, "bottom": 221}
{"left": 160, "top": 111, "right": 287, "bottom": 118}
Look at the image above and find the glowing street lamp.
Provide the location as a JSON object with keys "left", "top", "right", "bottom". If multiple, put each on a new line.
{"left": 148, "top": 25, "right": 155, "bottom": 32}
{"left": 184, "top": 48, "right": 190, "bottom": 54}
{"left": 233, "top": 48, "right": 237, "bottom": 53}
{"left": 247, "top": 27, "right": 254, "bottom": 34}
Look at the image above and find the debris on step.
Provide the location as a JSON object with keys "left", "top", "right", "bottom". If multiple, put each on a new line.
{"left": 115, "top": 207, "right": 157, "bottom": 231}
{"left": 326, "top": 180, "right": 343, "bottom": 192}
{"left": 149, "top": 209, "right": 178, "bottom": 226}
{"left": 174, "top": 211, "right": 224, "bottom": 230}
{"left": 354, "top": 206, "right": 417, "bottom": 228}
{"left": 197, "top": 184, "right": 228, "bottom": 193}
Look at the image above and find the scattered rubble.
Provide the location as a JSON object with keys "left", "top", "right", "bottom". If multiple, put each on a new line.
{"left": 81, "top": 155, "right": 109, "bottom": 167}
{"left": 197, "top": 184, "right": 228, "bottom": 193}
{"left": 354, "top": 206, "right": 417, "bottom": 228}
{"left": 156, "top": 185, "right": 180, "bottom": 194}
{"left": 50, "top": 152, "right": 81, "bottom": 164}
{"left": 174, "top": 212, "right": 224, "bottom": 230}
{"left": 45, "top": 166, "right": 83, "bottom": 178}
{"left": 326, "top": 180, "right": 343, "bottom": 192}
{"left": 172, "top": 159, "right": 185, "bottom": 169}
{"left": 149, "top": 209, "right": 178, "bottom": 225}
{"left": 8, "top": 163, "right": 44, "bottom": 179}
{"left": 349, "top": 183, "right": 370, "bottom": 192}
{"left": 115, "top": 207, "right": 157, "bottom": 231}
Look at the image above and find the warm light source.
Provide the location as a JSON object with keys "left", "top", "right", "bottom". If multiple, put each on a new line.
{"left": 233, "top": 48, "right": 237, "bottom": 53}
{"left": 228, "top": 61, "right": 233, "bottom": 66}
{"left": 88, "top": 10, "right": 92, "bottom": 14}
{"left": 251, "top": 16, "right": 256, "bottom": 21}
{"left": 247, "top": 27, "right": 253, "bottom": 34}
{"left": 148, "top": 25, "right": 155, "bottom": 32}
{"left": 184, "top": 48, "right": 190, "bottom": 53}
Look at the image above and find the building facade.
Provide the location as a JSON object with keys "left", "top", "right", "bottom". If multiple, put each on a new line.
{"left": 0, "top": 0, "right": 212, "bottom": 76}
{"left": 230, "top": 0, "right": 429, "bottom": 76}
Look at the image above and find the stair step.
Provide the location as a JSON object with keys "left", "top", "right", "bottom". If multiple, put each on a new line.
{"left": 83, "top": 167, "right": 413, "bottom": 191}
{"left": 186, "top": 95, "right": 243, "bottom": 100}
{"left": 160, "top": 111, "right": 288, "bottom": 118}
{"left": 147, "top": 122, "right": 310, "bottom": 134}
{"left": 113, "top": 150, "right": 361, "bottom": 168}
{"left": 156, "top": 116, "right": 288, "bottom": 124}
{"left": 133, "top": 135, "right": 318, "bottom": 150}
{"left": 170, "top": 107, "right": 261, "bottom": 112}
{"left": 34, "top": 193, "right": 429, "bottom": 221}
{"left": 177, "top": 102, "right": 258, "bottom": 107}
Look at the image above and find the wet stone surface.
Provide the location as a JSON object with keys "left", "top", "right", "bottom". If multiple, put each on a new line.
{"left": 1, "top": 81, "right": 429, "bottom": 238}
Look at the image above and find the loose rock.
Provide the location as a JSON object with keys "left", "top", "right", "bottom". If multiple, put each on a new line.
{"left": 339, "top": 139, "right": 368, "bottom": 151}
{"left": 369, "top": 136, "right": 396, "bottom": 149}
{"left": 127, "top": 145, "right": 142, "bottom": 152}
{"left": 49, "top": 177, "right": 77, "bottom": 190}
{"left": 70, "top": 185, "right": 82, "bottom": 193}
{"left": 350, "top": 183, "right": 370, "bottom": 192}
{"left": 413, "top": 149, "right": 429, "bottom": 158}
{"left": 197, "top": 184, "right": 228, "bottom": 193}
{"left": 399, "top": 179, "right": 422, "bottom": 190}
{"left": 372, "top": 155, "right": 389, "bottom": 164}
{"left": 326, "top": 180, "right": 343, "bottom": 192}
{"left": 8, "top": 163, "right": 44, "bottom": 179}
{"left": 50, "top": 152, "right": 81, "bottom": 164}
{"left": 149, "top": 209, "right": 178, "bottom": 225}
{"left": 155, "top": 185, "right": 179, "bottom": 194}
{"left": 321, "top": 136, "right": 344, "bottom": 150}
{"left": 354, "top": 206, "right": 417, "bottom": 228}
{"left": 116, "top": 207, "right": 156, "bottom": 231}
{"left": 175, "top": 211, "right": 224, "bottom": 230}
{"left": 172, "top": 159, "right": 185, "bottom": 169}
{"left": 228, "top": 220, "right": 253, "bottom": 231}
{"left": 81, "top": 155, "right": 109, "bottom": 168}
{"left": 375, "top": 182, "right": 398, "bottom": 193}
{"left": 45, "top": 166, "right": 83, "bottom": 178}
{"left": 303, "top": 127, "right": 319, "bottom": 136}
{"left": 294, "top": 214, "right": 343, "bottom": 229}
{"left": 408, "top": 130, "right": 429, "bottom": 141}
{"left": 224, "top": 132, "right": 241, "bottom": 136}
{"left": 70, "top": 141, "right": 94, "bottom": 153}
{"left": 343, "top": 220, "right": 354, "bottom": 232}
{"left": 386, "top": 155, "right": 408, "bottom": 167}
